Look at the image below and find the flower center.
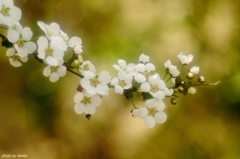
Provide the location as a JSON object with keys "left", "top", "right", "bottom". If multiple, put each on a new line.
{"left": 50, "top": 66, "right": 58, "bottom": 72}
{"left": 90, "top": 78, "right": 99, "bottom": 87}
{"left": 82, "top": 96, "right": 90, "bottom": 104}
{"left": 143, "top": 71, "right": 149, "bottom": 77}
{"left": 12, "top": 54, "right": 20, "bottom": 61}
{"left": 45, "top": 47, "right": 53, "bottom": 56}
{"left": 82, "top": 64, "right": 89, "bottom": 71}
{"left": 148, "top": 108, "right": 157, "bottom": 116}
{"left": 1, "top": 7, "right": 10, "bottom": 16}
{"left": 150, "top": 85, "right": 158, "bottom": 93}
{"left": 16, "top": 38, "right": 25, "bottom": 47}
{"left": 118, "top": 80, "right": 125, "bottom": 87}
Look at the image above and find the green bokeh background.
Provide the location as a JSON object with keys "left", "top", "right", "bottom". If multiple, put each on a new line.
{"left": 0, "top": 0, "right": 240, "bottom": 158}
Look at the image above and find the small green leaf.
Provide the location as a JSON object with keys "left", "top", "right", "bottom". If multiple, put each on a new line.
{"left": 142, "top": 92, "right": 153, "bottom": 100}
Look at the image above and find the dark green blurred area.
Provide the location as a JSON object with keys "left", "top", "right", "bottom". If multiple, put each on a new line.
{"left": 0, "top": 0, "right": 240, "bottom": 158}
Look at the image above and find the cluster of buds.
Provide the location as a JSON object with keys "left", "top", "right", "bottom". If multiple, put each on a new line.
{"left": 0, "top": 0, "right": 219, "bottom": 128}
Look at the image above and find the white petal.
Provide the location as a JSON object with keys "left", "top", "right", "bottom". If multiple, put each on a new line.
{"left": 80, "top": 78, "right": 91, "bottom": 89}
{"left": 111, "top": 77, "right": 119, "bottom": 86}
{"left": 114, "top": 85, "right": 123, "bottom": 94}
{"left": 132, "top": 109, "right": 139, "bottom": 118}
{"left": 145, "top": 63, "right": 155, "bottom": 72}
{"left": 96, "top": 84, "right": 109, "bottom": 95}
{"left": 37, "top": 36, "right": 48, "bottom": 48}
{"left": 91, "top": 95, "right": 102, "bottom": 107}
{"left": 24, "top": 42, "right": 36, "bottom": 53}
{"left": 83, "top": 104, "right": 96, "bottom": 115}
{"left": 118, "top": 59, "right": 126, "bottom": 68}
{"left": 6, "top": 48, "right": 15, "bottom": 56}
{"left": 113, "top": 64, "right": 121, "bottom": 71}
{"left": 98, "top": 71, "right": 111, "bottom": 84}
{"left": 145, "top": 99, "right": 158, "bottom": 109}
{"left": 49, "top": 72, "right": 59, "bottom": 82}
{"left": 74, "top": 92, "right": 84, "bottom": 103}
{"left": 57, "top": 66, "right": 66, "bottom": 77}
{"left": 69, "top": 36, "right": 82, "bottom": 46}
{"left": 135, "top": 63, "right": 145, "bottom": 72}
{"left": 144, "top": 116, "right": 155, "bottom": 128}
{"left": 22, "top": 27, "right": 32, "bottom": 41}
{"left": 134, "top": 73, "right": 146, "bottom": 83}
{"left": 37, "top": 21, "right": 48, "bottom": 33}
{"left": 141, "top": 82, "right": 150, "bottom": 92}
{"left": 118, "top": 71, "right": 126, "bottom": 80}
{"left": 154, "top": 111, "right": 167, "bottom": 124}
{"left": 20, "top": 56, "right": 28, "bottom": 62}
{"left": 9, "top": 58, "right": 21, "bottom": 67}
{"left": 86, "top": 86, "right": 97, "bottom": 95}
{"left": 43, "top": 66, "right": 51, "bottom": 77}
{"left": 8, "top": 7, "right": 21, "bottom": 23}
{"left": 138, "top": 108, "right": 148, "bottom": 118}
{"left": 139, "top": 53, "right": 149, "bottom": 63}
{"left": 46, "top": 56, "right": 58, "bottom": 66}
{"left": 7, "top": 29, "right": 19, "bottom": 43}
{"left": 74, "top": 103, "right": 84, "bottom": 114}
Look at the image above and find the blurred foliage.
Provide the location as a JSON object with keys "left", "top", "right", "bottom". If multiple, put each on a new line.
{"left": 0, "top": 0, "right": 240, "bottom": 158}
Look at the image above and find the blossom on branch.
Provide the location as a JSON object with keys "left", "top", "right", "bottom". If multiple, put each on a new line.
{"left": 6, "top": 48, "right": 28, "bottom": 67}
{"left": 0, "top": 0, "right": 21, "bottom": 26}
{"left": 7, "top": 26, "right": 36, "bottom": 57}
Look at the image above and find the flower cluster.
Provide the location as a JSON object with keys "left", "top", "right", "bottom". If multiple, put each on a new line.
{"left": 0, "top": 0, "right": 219, "bottom": 128}
{"left": 37, "top": 21, "right": 82, "bottom": 82}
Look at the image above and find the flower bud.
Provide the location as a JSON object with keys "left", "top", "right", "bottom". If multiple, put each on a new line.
{"left": 198, "top": 76, "right": 205, "bottom": 83}
{"left": 178, "top": 86, "right": 184, "bottom": 92}
{"left": 187, "top": 72, "right": 194, "bottom": 79}
{"left": 171, "top": 98, "right": 177, "bottom": 105}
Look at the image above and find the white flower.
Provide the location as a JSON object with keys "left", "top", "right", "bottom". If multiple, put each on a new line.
{"left": 7, "top": 27, "right": 36, "bottom": 57}
{"left": 177, "top": 53, "right": 193, "bottom": 65}
{"left": 111, "top": 71, "right": 132, "bottom": 94}
{"left": 59, "top": 30, "right": 83, "bottom": 54}
{"left": 134, "top": 62, "right": 155, "bottom": 83}
{"left": 43, "top": 60, "right": 66, "bottom": 82}
{"left": 140, "top": 74, "right": 166, "bottom": 97}
{"left": 132, "top": 98, "right": 167, "bottom": 128}
{"left": 79, "top": 61, "right": 96, "bottom": 74}
{"left": 8, "top": 21, "right": 22, "bottom": 33}
{"left": 139, "top": 53, "right": 149, "bottom": 64}
{"left": 189, "top": 66, "right": 199, "bottom": 75}
{"left": 0, "top": 0, "right": 21, "bottom": 26}
{"left": 113, "top": 59, "right": 136, "bottom": 76}
{"left": 74, "top": 91, "right": 102, "bottom": 115}
{"left": 37, "top": 36, "right": 64, "bottom": 66}
{"left": 164, "top": 60, "right": 180, "bottom": 77}
{"left": 37, "top": 21, "right": 67, "bottom": 51}
{"left": 6, "top": 48, "right": 28, "bottom": 67}
{"left": 80, "top": 71, "right": 111, "bottom": 96}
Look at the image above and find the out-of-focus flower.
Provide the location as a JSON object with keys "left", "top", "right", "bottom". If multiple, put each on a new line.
{"left": 139, "top": 53, "right": 149, "bottom": 64}
{"left": 37, "top": 36, "right": 64, "bottom": 66}
{"left": 80, "top": 71, "right": 111, "bottom": 96}
{"left": 111, "top": 71, "right": 132, "bottom": 94}
{"left": 0, "top": 0, "right": 21, "bottom": 26}
{"left": 113, "top": 59, "right": 136, "bottom": 76}
{"left": 37, "top": 21, "right": 67, "bottom": 51}
{"left": 164, "top": 60, "right": 180, "bottom": 77}
{"left": 189, "top": 66, "right": 199, "bottom": 75}
{"left": 74, "top": 91, "right": 102, "bottom": 115}
{"left": 7, "top": 26, "right": 36, "bottom": 57}
{"left": 132, "top": 99, "right": 167, "bottom": 128}
{"left": 43, "top": 60, "right": 66, "bottom": 82}
{"left": 188, "top": 87, "right": 196, "bottom": 94}
{"left": 177, "top": 53, "right": 193, "bottom": 65}
{"left": 6, "top": 48, "right": 28, "bottom": 67}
